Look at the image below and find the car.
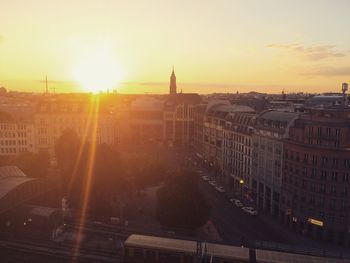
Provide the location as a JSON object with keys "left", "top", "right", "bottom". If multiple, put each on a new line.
{"left": 229, "top": 198, "right": 237, "bottom": 203}
{"left": 234, "top": 200, "right": 244, "bottom": 207}
{"left": 201, "top": 175, "right": 210, "bottom": 181}
{"left": 209, "top": 180, "right": 218, "bottom": 186}
{"left": 215, "top": 186, "right": 225, "bottom": 193}
{"left": 242, "top": 206, "right": 258, "bottom": 216}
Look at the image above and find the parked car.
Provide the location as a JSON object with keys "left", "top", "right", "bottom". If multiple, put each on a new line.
{"left": 229, "top": 198, "right": 237, "bottom": 204}
{"left": 234, "top": 200, "right": 244, "bottom": 207}
{"left": 209, "top": 180, "right": 218, "bottom": 186}
{"left": 242, "top": 206, "right": 258, "bottom": 216}
{"left": 201, "top": 175, "right": 210, "bottom": 181}
{"left": 215, "top": 186, "right": 225, "bottom": 193}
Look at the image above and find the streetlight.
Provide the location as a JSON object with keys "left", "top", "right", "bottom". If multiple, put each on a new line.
{"left": 239, "top": 179, "right": 244, "bottom": 199}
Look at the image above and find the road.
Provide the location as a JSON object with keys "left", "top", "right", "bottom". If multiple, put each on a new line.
{"left": 197, "top": 173, "right": 291, "bottom": 247}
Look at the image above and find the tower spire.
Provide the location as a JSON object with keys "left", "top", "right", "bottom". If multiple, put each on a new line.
{"left": 169, "top": 66, "right": 177, "bottom": 94}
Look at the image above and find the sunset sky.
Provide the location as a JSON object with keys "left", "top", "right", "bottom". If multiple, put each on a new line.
{"left": 1, "top": 0, "right": 350, "bottom": 94}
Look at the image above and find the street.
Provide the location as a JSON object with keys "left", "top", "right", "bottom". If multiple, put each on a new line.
{"left": 198, "top": 177, "right": 290, "bottom": 246}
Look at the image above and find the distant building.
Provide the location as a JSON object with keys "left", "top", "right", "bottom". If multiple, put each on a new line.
{"left": 0, "top": 86, "right": 7, "bottom": 95}
{"left": 34, "top": 99, "right": 115, "bottom": 155}
{"left": 305, "top": 95, "right": 344, "bottom": 108}
{"left": 163, "top": 93, "right": 201, "bottom": 147}
{"left": 0, "top": 112, "right": 35, "bottom": 156}
{"left": 129, "top": 96, "right": 164, "bottom": 143}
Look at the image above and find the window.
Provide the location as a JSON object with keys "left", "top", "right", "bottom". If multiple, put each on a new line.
{"left": 332, "top": 158, "right": 339, "bottom": 168}
{"left": 335, "top": 128, "right": 340, "bottom": 138}
{"left": 311, "top": 168, "right": 316, "bottom": 178}
{"left": 320, "top": 171, "right": 327, "bottom": 180}
{"left": 303, "top": 167, "right": 308, "bottom": 177}
{"left": 329, "top": 199, "right": 336, "bottom": 209}
{"left": 330, "top": 185, "right": 336, "bottom": 195}
{"left": 340, "top": 200, "right": 347, "bottom": 210}
{"left": 320, "top": 184, "right": 326, "bottom": 193}
{"left": 331, "top": 172, "right": 338, "bottom": 182}
{"left": 343, "top": 173, "right": 349, "bottom": 182}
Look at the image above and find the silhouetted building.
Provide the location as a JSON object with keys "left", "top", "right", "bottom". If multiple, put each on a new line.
{"left": 169, "top": 68, "right": 177, "bottom": 95}
{"left": 163, "top": 93, "right": 201, "bottom": 147}
{"left": 129, "top": 96, "right": 164, "bottom": 143}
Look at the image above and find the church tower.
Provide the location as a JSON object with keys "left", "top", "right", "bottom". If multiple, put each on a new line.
{"left": 169, "top": 67, "right": 177, "bottom": 94}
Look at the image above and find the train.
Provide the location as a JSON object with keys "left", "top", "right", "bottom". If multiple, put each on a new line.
{"left": 122, "top": 234, "right": 350, "bottom": 263}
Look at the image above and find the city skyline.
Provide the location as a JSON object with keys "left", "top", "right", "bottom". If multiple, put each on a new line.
{"left": 1, "top": 0, "right": 350, "bottom": 94}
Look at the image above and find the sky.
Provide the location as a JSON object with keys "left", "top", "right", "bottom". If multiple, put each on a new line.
{"left": 0, "top": 0, "right": 350, "bottom": 94}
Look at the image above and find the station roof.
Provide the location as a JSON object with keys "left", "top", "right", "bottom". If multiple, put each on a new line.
{"left": 124, "top": 234, "right": 196, "bottom": 254}
{"left": 0, "top": 166, "right": 57, "bottom": 214}
{"left": 256, "top": 249, "right": 350, "bottom": 263}
{"left": 0, "top": 166, "right": 37, "bottom": 200}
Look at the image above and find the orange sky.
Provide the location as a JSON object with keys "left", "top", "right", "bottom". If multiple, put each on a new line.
{"left": 0, "top": 0, "right": 349, "bottom": 94}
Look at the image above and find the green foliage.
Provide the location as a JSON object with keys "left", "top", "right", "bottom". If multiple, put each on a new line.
{"left": 55, "top": 129, "right": 126, "bottom": 217}
{"left": 55, "top": 129, "right": 80, "bottom": 173}
{"left": 156, "top": 169, "right": 210, "bottom": 230}
{"left": 124, "top": 152, "right": 168, "bottom": 190}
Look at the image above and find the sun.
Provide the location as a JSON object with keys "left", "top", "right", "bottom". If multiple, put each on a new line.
{"left": 74, "top": 47, "right": 122, "bottom": 93}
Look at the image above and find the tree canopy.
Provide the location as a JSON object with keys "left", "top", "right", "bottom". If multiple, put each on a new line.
{"left": 55, "top": 129, "right": 126, "bottom": 217}
{"left": 156, "top": 169, "right": 210, "bottom": 230}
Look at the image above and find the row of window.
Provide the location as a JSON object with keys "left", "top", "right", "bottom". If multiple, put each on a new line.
{"left": 285, "top": 151, "right": 350, "bottom": 169}
{"left": 0, "top": 140, "right": 27, "bottom": 146}
{"left": 0, "top": 124, "right": 28, "bottom": 130}
{"left": 0, "top": 147, "right": 28, "bottom": 154}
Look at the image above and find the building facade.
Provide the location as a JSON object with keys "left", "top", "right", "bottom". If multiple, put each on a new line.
{"left": 251, "top": 110, "right": 299, "bottom": 216}
{"left": 203, "top": 101, "right": 254, "bottom": 184}
{"left": 281, "top": 107, "right": 350, "bottom": 246}
{"left": 223, "top": 111, "right": 255, "bottom": 193}
{"left": 163, "top": 94, "right": 201, "bottom": 147}
{"left": 34, "top": 100, "right": 115, "bottom": 155}
{"left": 0, "top": 122, "right": 35, "bottom": 156}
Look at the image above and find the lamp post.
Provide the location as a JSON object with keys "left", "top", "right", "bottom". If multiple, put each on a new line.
{"left": 239, "top": 179, "right": 244, "bottom": 199}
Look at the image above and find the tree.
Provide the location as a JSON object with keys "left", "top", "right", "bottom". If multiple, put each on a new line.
{"left": 55, "top": 130, "right": 126, "bottom": 217}
{"left": 156, "top": 169, "right": 210, "bottom": 230}
{"left": 55, "top": 129, "right": 81, "bottom": 173}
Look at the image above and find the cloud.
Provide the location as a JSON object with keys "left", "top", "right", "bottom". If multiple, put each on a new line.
{"left": 303, "top": 66, "right": 350, "bottom": 76}
{"left": 267, "top": 43, "right": 346, "bottom": 60}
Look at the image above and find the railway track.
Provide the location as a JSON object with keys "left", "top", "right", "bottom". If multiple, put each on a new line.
{"left": 0, "top": 237, "right": 120, "bottom": 263}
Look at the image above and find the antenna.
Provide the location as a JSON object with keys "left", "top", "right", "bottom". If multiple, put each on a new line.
{"left": 45, "top": 76, "right": 48, "bottom": 94}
